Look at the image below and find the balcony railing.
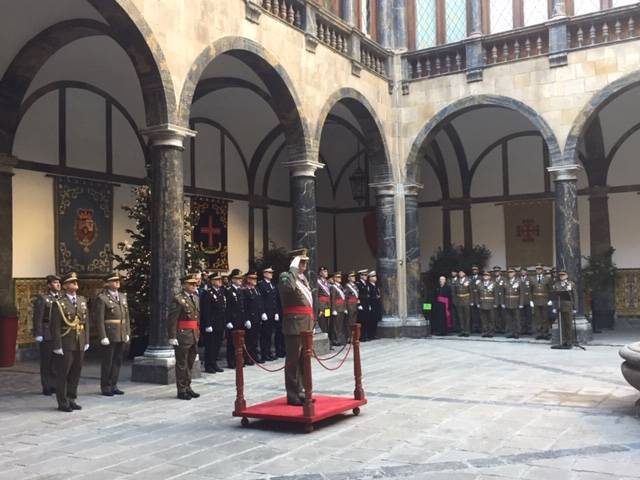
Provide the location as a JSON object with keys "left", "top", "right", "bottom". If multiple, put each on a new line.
{"left": 250, "top": 0, "right": 392, "bottom": 79}
{"left": 405, "top": 42, "right": 466, "bottom": 80}
{"left": 482, "top": 24, "right": 548, "bottom": 66}
{"left": 567, "top": 4, "right": 638, "bottom": 49}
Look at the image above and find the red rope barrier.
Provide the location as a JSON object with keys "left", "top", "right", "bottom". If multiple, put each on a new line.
{"left": 312, "top": 342, "right": 352, "bottom": 371}
{"left": 242, "top": 345, "right": 286, "bottom": 372}
{"left": 313, "top": 342, "right": 348, "bottom": 361}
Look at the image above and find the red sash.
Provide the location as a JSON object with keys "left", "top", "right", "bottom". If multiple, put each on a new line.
{"left": 335, "top": 299, "right": 345, "bottom": 305}
{"left": 178, "top": 320, "right": 198, "bottom": 330}
{"left": 284, "top": 306, "right": 313, "bottom": 316}
{"left": 348, "top": 298, "right": 358, "bottom": 304}
{"left": 318, "top": 296, "right": 330, "bottom": 303}
{"left": 436, "top": 295, "right": 452, "bottom": 329}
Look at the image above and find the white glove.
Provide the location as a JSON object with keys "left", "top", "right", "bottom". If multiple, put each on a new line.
{"left": 53, "top": 348, "right": 63, "bottom": 355}
{"left": 168, "top": 338, "right": 179, "bottom": 346}
{"left": 205, "top": 326, "right": 213, "bottom": 333}
{"left": 369, "top": 306, "right": 372, "bottom": 311}
{"left": 226, "top": 322, "right": 233, "bottom": 330}
{"left": 552, "top": 309, "right": 557, "bottom": 314}
{"left": 125, "top": 335, "right": 130, "bottom": 343}
{"left": 518, "top": 305, "right": 524, "bottom": 309}
{"left": 493, "top": 305, "right": 497, "bottom": 309}
{"left": 244, "top": 321, "right": 252, "bottom": 329}
{"left": 261, "top": 313, "right": 268, "bottom": 321}
{"left": 358, "top": 305, "right": 363, "bottom": 311}
{"left": 274, "top": 313, "right": 279, "bottom": 321}
{"left": 35, "top": 336, "right": 43, "bottom": 343}
{"left": 530, "top": 301, "right": 534, "bottom": 308}
{"left": 470, "top": 303, "right": 474, "bottom": 307}
{"left": 101, "top": 338, "right": 110, "bottom": 346}
{"left": 501, "top": 304, "right": 506, "bottom": 309}
{"left": 332, "top": 310, "right": 338, "bottom": 316}
{"left": 572, "top": 310, "right": 577, "bottom": 314}
{"left": 547, "top": 300, "right": 553, "bottom": 306}
{"left": 84, "top": 344, "right": 90, "bottom": 352}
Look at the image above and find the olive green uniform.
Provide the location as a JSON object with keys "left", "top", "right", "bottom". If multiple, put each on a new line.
{"left": 503, "top": 278, "right": 525, "bottom": 337}
{"left": 168, "top": 291, "right": 200, "bottom": 394}
{"left": 552, "top": 279, "right": 577, "bottom": 346}
{"left": 531, "top": 273, "right": 552, "bottom": 338}
{"left": 477, "top": 281, "right": 498, "bottom": 336}
{"left": 32, "top": 291, "right": 58, "bottom": 393}
{"left": 493, "top": 275, "right": 505, "bottom": 332}
{"left": 330, "top": 283, "right": 347, "bottom": 346}
{"left": 317, "top": 279, "right": 331, "bottom": 333}
{"left": 94, "top": 290, "right": 130, "bottom": 394}
{"left": 454, "top": 277, "right": 473, "bottom": 335}
{"left": 50, "top": 295, "right": 90, "bottom": 409}
{"left": 344, "top": 281, "right": 359, "bottom": 342}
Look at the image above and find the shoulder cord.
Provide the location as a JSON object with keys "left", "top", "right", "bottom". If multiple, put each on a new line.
{"left": 55, "top": 300, "right": 81, "bottom": 337}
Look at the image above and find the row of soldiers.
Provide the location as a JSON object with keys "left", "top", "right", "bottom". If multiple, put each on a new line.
{"left": 33, "top": 272, "right": 130, "bottom": 412}
{"left": 448, "top": 264, "right": 577, "bottom": 347}
{"left": 316, "top": 267, "right": 382, "bottom": 346}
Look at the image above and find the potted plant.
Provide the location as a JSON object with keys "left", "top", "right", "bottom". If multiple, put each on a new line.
{"left": 0, "top": 302, "right": 19, "bottom": 368}
{"left": 582, "top": 247, "right": 618, "bottom": 331}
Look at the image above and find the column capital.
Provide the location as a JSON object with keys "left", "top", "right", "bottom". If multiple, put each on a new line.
{"left": 369, "top": 181, "right": 398, "bottom": 197}
{"left": 0, "top": 154, "right": 18, "bottom": 175}
{"left": 403, "top": 183, "right": 423, "bottom": 197}
{"left": 282, "top": 159, "right": 324, "bottom": 177}
{"left": 141, "top": 124, "right": 196, "bottom": 148}
{"left": 547, "top": 164, "right": 582, "bottom": 181}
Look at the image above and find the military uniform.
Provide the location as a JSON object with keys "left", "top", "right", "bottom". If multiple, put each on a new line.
{"left": 200, "top": 274, "right": 226, "bottom": 372}
{"left": 531, "top": 268, "right": 552, "bottom": 339}
{"left": 329, "top": 274, "right": 347, "bottom": 346}
{"left": 493, "top": 269, "right": 506, "bottom": 333}
{"left": 502, "top": 271, "right": 525, "bottom": 338}
{"left": 168, "top": 277, "right": 200, "bottom": 399}
{"left": 356, "top": 270, "right": 370, "bottom": 340}
{"left": 257, "top": 269, "right": 281, "bottom": 361}
{"left": 50, "top": 273, "right": 90, "bottom": 412}
{"left": 551, "top": 273, "right": 577, "bottom": 349}
{"left": 450, "top": 274, "right": 459, "bottom": 331}
{"left": 244, "top": 274, "right": 265, "bottom": 363}
{"left": 32, "top": 278, "right": 59, "bottom": 395}
{"left": 317, "top": 273, "right": 331, "bottom": 333}
{"left": 367, "top": 272, "right": 382, "bottom": 340}
{"left": 344, "top": 273, "right": 359, "bottom": 342}
{"left": 454, "top": 275, "right": 473, "bottom": 336}
{"left": 94, "top": 274, "right": 130, "bottom": 395}
{"left": 519, "top": 269, "right": 533, "bottom": 335}
{"left": 470, "top": 268, "right": 482, "bottom": 333}
{"left": 279, "top": 249, "right": 315, "bottom": 405}
{"left": 225, "top": 271, "right": 247, "bottom": 368}
{"left": 477, "top": 275, "right": 498, "bottom": 337}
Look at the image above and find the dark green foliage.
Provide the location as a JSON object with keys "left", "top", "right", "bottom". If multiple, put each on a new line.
{"left": 582, "top": 247, "right": 618, "bottom": 291}
{"left": 423, "top": 244, "right": 492, "bottom": 298}
{"left": 251, "top": 242, "right": 290, "bottom": 279}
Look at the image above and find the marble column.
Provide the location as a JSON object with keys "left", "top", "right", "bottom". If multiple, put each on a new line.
{"left": 284, "top": 158, "right": 323, "bottom": 286}
{"left": 405, "top": 184, "right": 422, "bottom": 320}
{"left": 548, "top": 164, "right": 592, "bottom": 344}
{"left": 0, "top": 154, "right": 17, "bottom": 305}
{"left": 341, "top": 0, "right": 355, "bottom": 25}
{"left": 548, "top": 0, "right": 569, "bottom": 67}
{"left": 466, "top": 0, "right": 484, "bottom": 82}
{"left": 377, "top": 0, "right": 407, "bottom": 50}
{"left": 132, "top": 124, "right": 196, "bottom": 384}
{"left": 589, "top": 185, "right": 615, "bottom": 329}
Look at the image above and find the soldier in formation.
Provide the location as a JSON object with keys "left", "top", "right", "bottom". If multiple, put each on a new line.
{"left": 200, "top": 272, "right": 226, "bottom": 373}
{"left": 33, "top": 274, "right": 61, "bottom": 396}
{"left": 551, "top": 269, "right": 577, "bottom": 350}
{"left": 317, "top": 266, "right": 331, "bottom": 334}
{"left": 329, "top": 271, "right": 347, "bottom": 346}
{"left": 454, "top": 270, "right": 472, "bottom": 337}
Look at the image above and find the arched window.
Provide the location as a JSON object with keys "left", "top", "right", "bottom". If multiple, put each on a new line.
{"left": 414, "top": 0, "right": 468, "bottom": 49}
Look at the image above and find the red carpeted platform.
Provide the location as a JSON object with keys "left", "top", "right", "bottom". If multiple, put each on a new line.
{"left": 233, "top": 395, "right": 367, "bottom": 430}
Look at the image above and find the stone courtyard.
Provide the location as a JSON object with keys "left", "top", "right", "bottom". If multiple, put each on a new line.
{"left": 1, "top": 337, "right": 639, "bottom": 480}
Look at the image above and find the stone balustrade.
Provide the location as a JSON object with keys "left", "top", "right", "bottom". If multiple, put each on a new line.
{"left": 567, "top": 4, "right": 638, "bottom": 50}
{"left": 359, "top": 36, "right": 389, "bottom": 77}
{"left": 315, "top": 13, "right": 350, "bottom": 54}
{"left": 259, "top": 0, "right": 304, "bottom": 28}
{"left": 482, "top": 25, "right": 548, "bottom": 66}
{"left": 404, "top": 42, "right": 466, "bottom": 80}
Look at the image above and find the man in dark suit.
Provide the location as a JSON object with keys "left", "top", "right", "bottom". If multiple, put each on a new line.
{"left": 225, "top": 269, "right": 249, "bottom": 368}
{"left": 356, "top": 269, "right": 370, "bottom": 341}
{"left": 257, "top": 267, "right": 281, "bottom": 361}
{"left": 244, "top": 271, "right": 266, "bottom": 363}
{"left": 200, "top": 272, "right": 226, "bottom": 373}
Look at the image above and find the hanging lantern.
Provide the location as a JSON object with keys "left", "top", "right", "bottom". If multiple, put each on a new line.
{"left": 348, "top": 164, "right": 367, "bottom": 206}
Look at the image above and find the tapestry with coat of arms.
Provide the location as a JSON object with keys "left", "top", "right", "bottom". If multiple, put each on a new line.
{"left": 54, "top": 177, "right": 113, "bottom": 275}
{"left": 190, "top": 196, "right": 229, "bottom": 270}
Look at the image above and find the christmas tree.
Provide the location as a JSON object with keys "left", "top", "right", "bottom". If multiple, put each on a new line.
{"left": 114, "top": 182, "right": 206, "bottom": 338}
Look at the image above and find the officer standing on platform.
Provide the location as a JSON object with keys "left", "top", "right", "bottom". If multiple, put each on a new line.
{"left": 168, "top": 274, "right": 201, "bottom": 400}
{"left": 244, "top": 271, "right": 266, "bottom": 363}
{"left": 455, "top": 270, "right": 472, "bottom": 337}
{"left": 502, "top": 267, "right": 525, "bottom": 339}
{"left": 317, "top": 266, "right": 331, "bottom": 334}
{"left": 532, "top": 264, "right": 553, "bottom": 340}
{"left": 551, "top": 269, "right": 577, "bottom": 350}
{"left": 225, "top": 269, "right": 249, "bottom": 368}
{"left": 470, "top": 266, "right": 481, "bottom": 333}
{"left": 519, "top": 267, "right": 533, "bottom": 335}
{"left": 50, "top": 272, "right": 90, "bottom": 412}
{"left": 94, "top": 272, "right": 130, "bottom": 396}
{"left": 344, "top": 271, "right": 359, "bottom": 342}
{"left": 356, "top": 269, "right": 370, "bottom": 341}
{"left": 258, "top": 267, "right": 280, "bottom": 361}
{"left": 478, "top": 271, "right": 498, "bottom": 338}
{"left": 367, "top": 271, "right": 382, "bottom": 340}
{"left": 200, "top": 273, "right": 226, "bottom": 373}
{"left": 33, "top": 274, "right": 61, "bottom": 396}
{"left": 279, "top": 248, "right": 314, "bottom": 406}
{"left": 329, "top": 272, "right": 347, "bottom": 346}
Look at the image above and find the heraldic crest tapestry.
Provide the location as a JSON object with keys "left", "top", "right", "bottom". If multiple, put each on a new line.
{"left": 55, "top": 177, "right": 113, "bottom": 275}
{"left": 190, "top": 196, "right": 229, "bottom": 270}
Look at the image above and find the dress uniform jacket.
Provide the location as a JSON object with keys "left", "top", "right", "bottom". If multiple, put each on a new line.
{"left": 531, "top": 274, "right": 551, "bottom": 306}
{"left": 344, "top": 281, "right": 359, "bottom": 340}
{"left": 258, "top": 279, "right": 281, "bottom": 320}
{"left": 317, "top": 279, "right": 331, "bottom": 332}
{"left": 201, "top": 286, "right": 226, "bottom": 335}
{"left": 94, "top": 290, "right": 130, "bottom": 342}
{"left": 367, "top": 281, "right": 382, "bottom": 339}
{"left": 552, "top": 279, "right": 577, "bottom": 345}
{"left": 244, "top": 286, "right": 264, "bottom": 360}
{"left": 50, "top": 295, "right": 90, "bottom": 351}
{"left": 33, "top": 291, "right": 59, "bottom": 393}
{"left": 168, "top": 290, "right": 200, "bottom": 394}
{"left": 503, "top": 278, "right": 525, "bottom": 309}
{"left": 356, "top": 279, "right": 370, "bottom": 338}
{"left": 225, "top": 285, "right": 246, "bottom": 329}
{"left": 330, "top": 283, "right": 347, "bottom": 345}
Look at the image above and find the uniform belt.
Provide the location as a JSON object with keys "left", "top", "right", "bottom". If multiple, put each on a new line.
{"left": 506, "top": 295, "right": 519, "bottom": 299}
{"left": 318, "top": 296, "right": 330, "bottom": 302}
{"left": 104, "top": 319, "right": 122, "bottom": 324}
{"left": 480, "top": 296, "right": 493, "bottom": 300}
{"left": 348, "top": 298, "right": 358, "bottom": 304}
{"left": 533, "top": 293, "right": 547, "bottom": 296}
{"left": 178, "top": 320, "right": 198, "bottom": 329}
{"left": 456, "top": 293, "right": 470, "bottom": 297}
{"left": 284, "top": 306, "right": 313, "bottom": 316}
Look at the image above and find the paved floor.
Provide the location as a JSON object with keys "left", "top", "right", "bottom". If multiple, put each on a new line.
{"left": 1, "top": 337, "right": 639, "bottom": 480}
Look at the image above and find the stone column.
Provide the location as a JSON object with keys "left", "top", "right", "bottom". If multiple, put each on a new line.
{"left": 341, "top": 0, "right": 355, "bottom": 25}
{"left": 466, "top": 0, "right": 484, "bottom": 82}
{"left": 548, "top": 0, "right": 569, "bottom": 67}
{"left": 405, "top": 184, "right": 422, "bottom": 321}
{"left": 547, "top": 164, "right": 592, "bottom": 344}
{"left": 0, "top": 154, "right": 17, "bottom": 305}
{"left": 284, "top": 157, "right": 323, "bottom": 286}
{"left": 377, "top": 0, "right": 407, "bottom": 50}
{"left": 132, "top": 124, "right": 196, "bottom": 384}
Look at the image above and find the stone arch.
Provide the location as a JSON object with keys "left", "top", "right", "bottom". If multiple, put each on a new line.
{"left": 315, "top": 88, "right": 393, "bottom": 184}
{"left": 564, "top": 69, "right": 640, "bottom": 165}
{"left": 405, "top": 95, "right": 562, "bottom": 184}
{"left": 178, "top": 36, "right": 311, "bottom": 163}
{"left": 0, "top": 1, "right": 175, "bottom": 151}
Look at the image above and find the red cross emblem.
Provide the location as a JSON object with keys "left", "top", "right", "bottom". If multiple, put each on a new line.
{"left": 516, "top": 219, "right": 540, "bottom": 243}
{"left": 199, "top": 214, "right": 222, "bottom": 252}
